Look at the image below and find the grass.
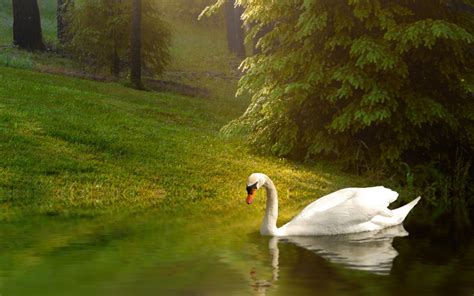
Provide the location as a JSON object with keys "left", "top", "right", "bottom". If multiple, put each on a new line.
{"left": 0, "top": 0, "right": 239, "bottom": 99}
{"left": 0, "top": 65, "right": 373, "bottom": 221}
{"left": 0, "top": 0, "right": 389, "bottom": 224}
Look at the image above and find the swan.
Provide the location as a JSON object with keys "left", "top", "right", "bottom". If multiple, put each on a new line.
{"left": 245, "top": 173, "right": 421, "bottom": 236}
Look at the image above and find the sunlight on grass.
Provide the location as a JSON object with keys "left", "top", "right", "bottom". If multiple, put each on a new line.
{"left": 0, "top": 0, "right": 374, "bottom": 224}
{"left": 0, "top": 66, "right": 370, "bottom": 222}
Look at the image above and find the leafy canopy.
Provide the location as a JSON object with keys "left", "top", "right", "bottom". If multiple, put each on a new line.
{"left": 66, "top": 0, "right": 171, "bottom": 76}
{"left": 224, "top": 0, "right": 473, "bottom": 169}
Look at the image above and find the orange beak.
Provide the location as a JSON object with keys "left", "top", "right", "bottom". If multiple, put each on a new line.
{"left": 246, "top": 189, "right": 256, "bottom": 205}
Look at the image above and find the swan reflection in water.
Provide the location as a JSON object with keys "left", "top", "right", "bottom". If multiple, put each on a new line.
{"left": 249, "top": 225, "right": 408, "bottom": 294}
{"left": 278, "top": 224, "right": 408, "bottom": 275}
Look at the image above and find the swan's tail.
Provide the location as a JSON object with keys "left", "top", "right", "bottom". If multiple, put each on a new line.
{"left": 391, "top": 196, "right": 421, "bottom": 224}
{"left": 371, "top": 196, "right": 421, "bottom": 227}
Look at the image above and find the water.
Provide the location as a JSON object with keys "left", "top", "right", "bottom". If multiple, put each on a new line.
{"left": 0, "top": 211, "right": 472, "bottom": 296}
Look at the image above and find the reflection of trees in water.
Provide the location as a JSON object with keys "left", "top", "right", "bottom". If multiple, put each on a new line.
{"left": 390, "top": 228, "right": 474, "bottom": 296}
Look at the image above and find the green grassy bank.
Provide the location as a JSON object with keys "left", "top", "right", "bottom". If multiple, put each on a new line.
{"left": 0, "top": 0, "right": 412, "bottom": 225}
{"left": 0, "top": 66, "right": 375, "bottom": 222}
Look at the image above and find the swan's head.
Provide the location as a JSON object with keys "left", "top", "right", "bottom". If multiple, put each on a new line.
{"left": 246, "top": 173, "right": 266, "bottom": 205}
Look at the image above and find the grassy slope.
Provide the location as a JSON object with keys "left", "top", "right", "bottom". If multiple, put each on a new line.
{"left": 0, "top": 66, "right": 370, "bottom": 221}
{"left": 0, "top": 0, "right": 382, "bottom": 223}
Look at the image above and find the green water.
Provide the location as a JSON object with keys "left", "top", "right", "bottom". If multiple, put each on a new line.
{"left": 0, "top": 210, "right": 472, "bottom": 296}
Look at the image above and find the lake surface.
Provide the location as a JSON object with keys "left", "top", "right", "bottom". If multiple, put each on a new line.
{"left": 0, "top": 210, "right": 472, "bottom": 296}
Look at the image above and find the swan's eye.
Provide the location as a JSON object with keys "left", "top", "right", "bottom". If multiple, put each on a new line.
{"left": 246, "top": 182, "right": 258, "bottom": 194}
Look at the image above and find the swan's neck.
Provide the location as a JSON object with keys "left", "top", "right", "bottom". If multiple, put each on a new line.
{"left": 260, "top": 176, "right": 279, "bottom": 236}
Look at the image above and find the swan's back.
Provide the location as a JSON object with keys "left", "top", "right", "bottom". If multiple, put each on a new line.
{"left": 279, "top": 186, "right": 404, "bottom": 236}
{"left": 294, "top": 186, "right": 398, "bottom": 219}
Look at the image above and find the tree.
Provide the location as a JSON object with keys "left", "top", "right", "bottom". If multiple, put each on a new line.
{"left": 130, "top": 0, "right": 142, "bottom": 88}
{"left": 224, "top": 0, "right": 245, "bottom": 57}
{"left": 224, "top": 1, "right": 474, "bottom": 216}
{"left": 12, "top": 0, "right": 45, "bottom": 50}
{"left": 251, "top": 23, "right": 271, "bottom": 55}
{"left": 57, "top": 0, "right": 73, "bottom": 44}
{"left": 200, "top": 0, "right": 246, "bottom": 56}
{"left": 65, "top": 0, "right": 170, "bottom": 78}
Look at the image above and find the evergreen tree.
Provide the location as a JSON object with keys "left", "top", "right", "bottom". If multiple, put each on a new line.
{"left": 224, "top": 0, "right": 473, "bottom": 213}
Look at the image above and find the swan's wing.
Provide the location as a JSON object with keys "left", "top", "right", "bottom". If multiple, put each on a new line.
{"left": 291, "top": 186, "right": 399, "bottom": 224}
{"left": 293, "top": 188, "right": 356, "bottom": 219}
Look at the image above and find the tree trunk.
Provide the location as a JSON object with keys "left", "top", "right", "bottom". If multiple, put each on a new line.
{"left": 233, "top": 4, "right": 246, "bottom": 58}
{"left": 57, "top": 0, "right": 72, "bottom": 44}
{"left": 224, "top": 0, "right": 245, "bottom": 58}
{"left": 111, "top": 48, "right": 120, "bottom": 77}
{"left": 447, "top": 0, "right": 474, "bottom": 13}
{"left": 130, "top": 0, "right": 142, "bottom": 89}
{"left": 224, "top": 1, "right": 236, "bottom": 54}
{"left": 12, "top": 0, "right": 45, "bottom": 50}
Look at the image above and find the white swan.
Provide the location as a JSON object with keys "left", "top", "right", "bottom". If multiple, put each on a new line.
{"left": 245, "top": 173, "right": 421, "bottom": 236}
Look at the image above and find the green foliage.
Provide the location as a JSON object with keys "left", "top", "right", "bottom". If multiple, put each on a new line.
{"left": 65, "top": 0, "right": 171, "bottom": 76}
{"left": 198, "top": 0, "right": 225, "bottom": 20}
{"left": 0, "top": 50, "right": 33, "bottom": 69}
{"left": 157, "top": 0, "right": 224, "bottom": 26}
{"left": 223, "top": 0, "right": 474, "bottom": 217}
